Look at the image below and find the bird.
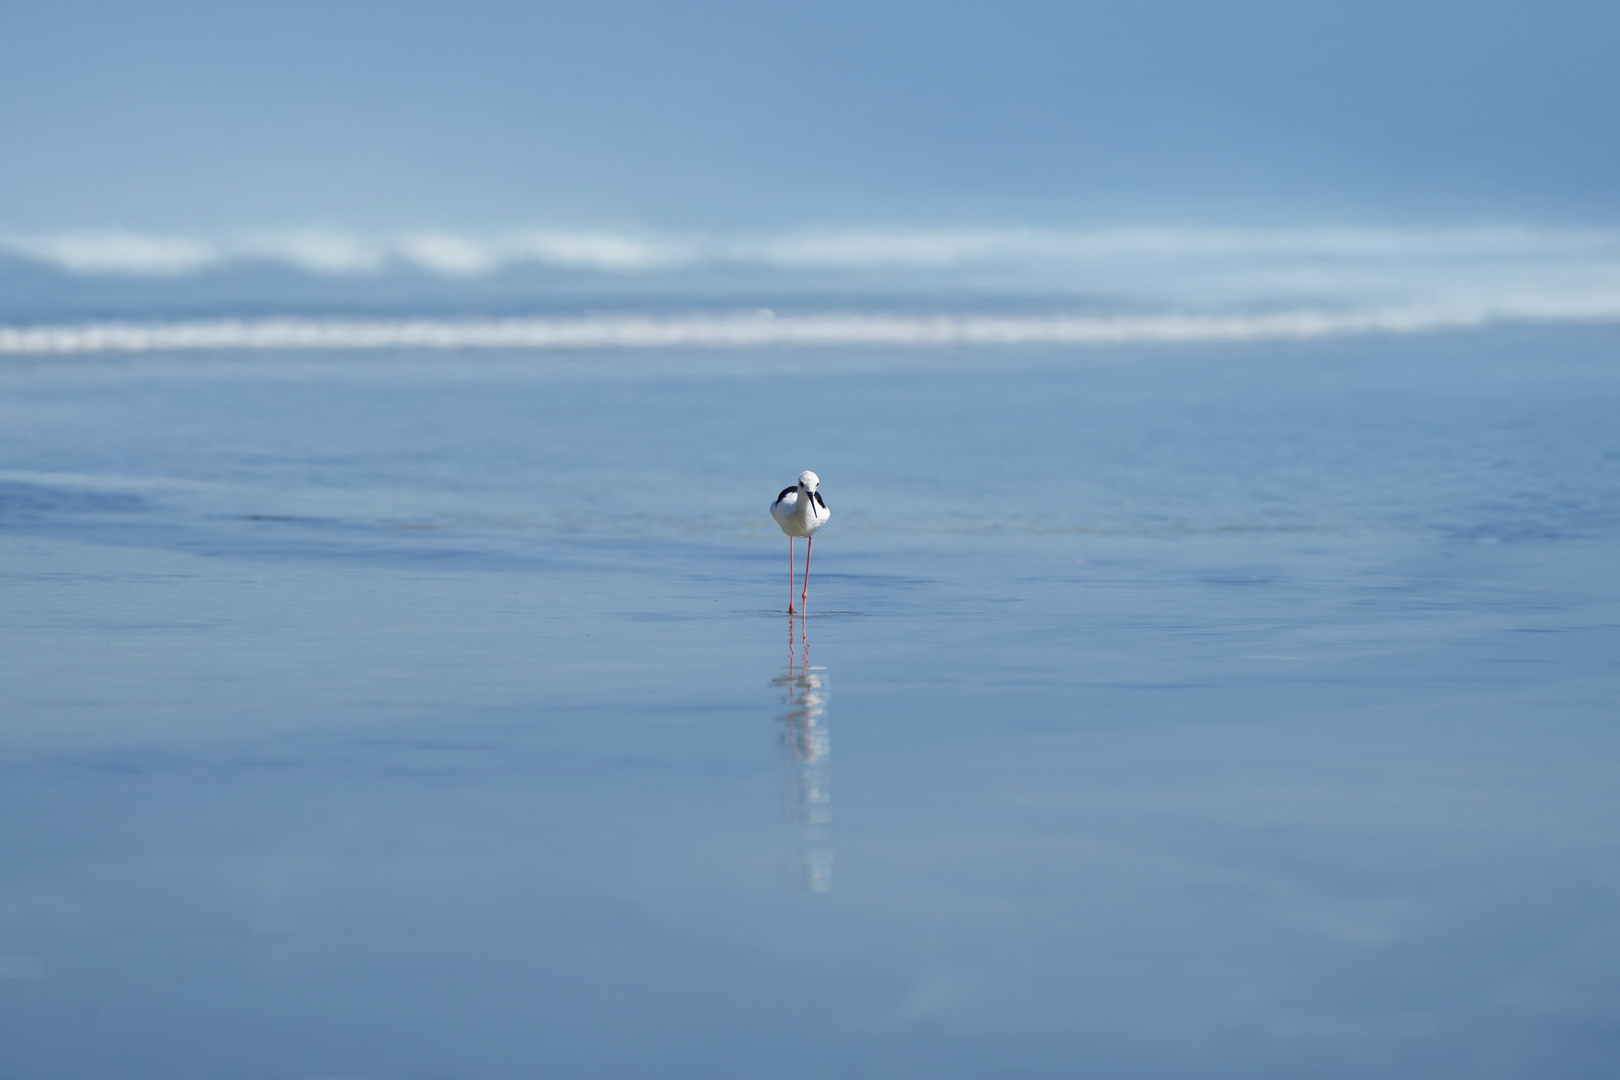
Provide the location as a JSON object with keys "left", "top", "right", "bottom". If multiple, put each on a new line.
{"left": 771, "top": 470, "right": 830, "bottom": 613}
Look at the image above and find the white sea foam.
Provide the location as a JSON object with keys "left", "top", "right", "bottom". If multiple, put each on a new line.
{"left": 4, "top": 291, "right": 1618, "bottom": 355}
{"left": 5, "top": 225, "right": 1619, "bottom": 354}
{"left": 0, "top": 228, "right": 706, "bottom": 277}
{"left": 234, "top": 231, "right": 390, "bottom": 274}
{"left": 2, "top": 232, "right": 222, "bottom": 276}
{"left": 5, "top": 225, "right": 1619, "bottom": 280}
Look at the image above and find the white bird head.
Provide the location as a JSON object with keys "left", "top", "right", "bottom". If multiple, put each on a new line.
{"left": 797, "top": 470, "right": 821, "bottom": 491}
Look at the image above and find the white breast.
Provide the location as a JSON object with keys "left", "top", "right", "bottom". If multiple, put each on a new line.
{"left": 771, "top": 489, "right": 830, "bottom": 538}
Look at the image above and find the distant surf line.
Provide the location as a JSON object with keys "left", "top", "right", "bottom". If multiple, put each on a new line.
{"left": 4, "top": 299, "right": 1620, "bottom": 355}
{"left": 5, "top": 225, "right": 1620, "bottom": 277}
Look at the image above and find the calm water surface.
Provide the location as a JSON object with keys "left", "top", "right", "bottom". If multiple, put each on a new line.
{"left": 2, "top": 327, "right": 1619, "bottom": 1078}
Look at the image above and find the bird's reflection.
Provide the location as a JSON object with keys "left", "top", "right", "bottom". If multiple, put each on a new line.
{"left": 771, "top": 613, "right": 832, "bottom": 892}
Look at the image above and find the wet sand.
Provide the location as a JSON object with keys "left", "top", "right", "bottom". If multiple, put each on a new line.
{"left": 2, "top": 327, "right": 1618, "bottom": 1077}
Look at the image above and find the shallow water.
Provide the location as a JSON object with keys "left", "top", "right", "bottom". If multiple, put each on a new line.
{"left": 2, "top": 326, "right": 1619, "bottom": 1078}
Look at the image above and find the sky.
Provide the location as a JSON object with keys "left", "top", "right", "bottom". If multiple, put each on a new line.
{"left": 0, "top": 0, "right": 1616, "bottom": 232}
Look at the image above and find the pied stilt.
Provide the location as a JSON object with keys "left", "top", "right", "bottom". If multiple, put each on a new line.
{"left": 770, "top": 470, "right": 830, "bottom": 613}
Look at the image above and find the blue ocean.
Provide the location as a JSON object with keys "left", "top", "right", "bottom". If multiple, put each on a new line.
{"left": 3, "top": 228, "right": 1619, "bottom": 1078}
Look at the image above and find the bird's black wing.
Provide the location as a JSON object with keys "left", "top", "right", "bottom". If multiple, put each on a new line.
{"left": 813, "top": 491, "right": 827, "bottom": 509}
{"left": 774, "top": 486, "right": 797, "bottom": 505}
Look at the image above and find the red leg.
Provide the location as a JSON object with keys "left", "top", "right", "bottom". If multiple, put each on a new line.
{"left": 802, "top": 535, "right": 813, "bottom": 608}
{"left": 788, "top": 536, "right": 796, "bottom": 613}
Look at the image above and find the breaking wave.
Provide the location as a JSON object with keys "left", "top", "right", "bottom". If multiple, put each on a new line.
{"left": 5, "top": 292, "right": 1620, "bottom": 355}
{"left": 5, "top": 224, "right": 1620, "bottom": 279}
{"left": 6, "top": 224, "right": 1620, "bottom": 353}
